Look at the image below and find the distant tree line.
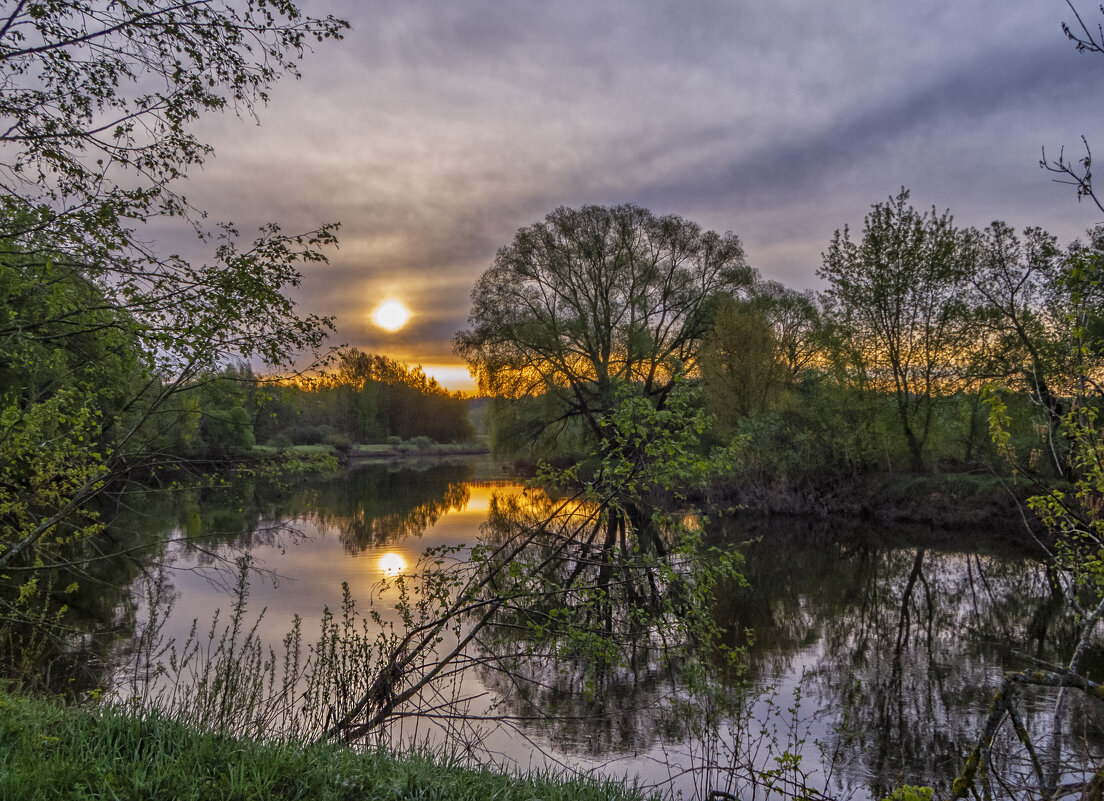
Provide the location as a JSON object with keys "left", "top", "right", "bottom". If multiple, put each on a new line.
{"left": 271, "top": 349, "right": 474, "bottom": 448}
{"left": 146, "top": 350, "right": 475, "bottom": 459}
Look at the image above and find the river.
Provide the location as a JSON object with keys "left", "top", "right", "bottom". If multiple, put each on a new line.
{"left": 89, "top": 457, "right": 1104, "bottom": 800}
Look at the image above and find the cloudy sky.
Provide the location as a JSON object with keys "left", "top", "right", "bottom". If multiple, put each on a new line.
{"left": 176, "top": 1, "right": 1104, "bottom": 391}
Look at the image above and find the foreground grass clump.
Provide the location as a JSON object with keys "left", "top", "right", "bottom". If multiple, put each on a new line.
{"left": 0, "top": 690, "right": 647, "bottom": 801}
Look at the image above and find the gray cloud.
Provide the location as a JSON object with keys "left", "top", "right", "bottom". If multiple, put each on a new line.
{"left": 160, "top": 1, "right": 1104, "bottom": 387}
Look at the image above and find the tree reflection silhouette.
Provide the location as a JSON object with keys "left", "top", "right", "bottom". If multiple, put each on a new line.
{"left": 445, "top": 508, "right": 1104, "bottom": 798}
{"left": 307, "top": 464, "right": 471, "bottom": 552}
{"left": 164, "top": 461, "right": 475, "bottom": 556}
{"left": 708, "top": 518, "right": 1100, "bottom": 798}
{"left": 0, "top": 461, "right": 478, "bottom": 696}
{"left": 467, "top": 490, "right": 709, "bottom": 757}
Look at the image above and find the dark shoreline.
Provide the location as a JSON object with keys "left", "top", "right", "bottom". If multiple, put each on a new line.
{"left": 713, "top": 470, "right": 1040, "bottom": 533}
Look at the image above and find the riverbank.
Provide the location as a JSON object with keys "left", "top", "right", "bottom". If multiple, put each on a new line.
{"left": 502, "top": 453, "right": 1039, "bottom": 531}
{"left": 346, "top": 441, "right": 490, "bottom": 461}
{"left": 0, "top": 688, "right": 648, "bottom": 801}
{"left": 250, "top": 440, "right": 490, "bottom": 468}
{"left": 717, "top": 471, "right": 1035, "bottom": 530}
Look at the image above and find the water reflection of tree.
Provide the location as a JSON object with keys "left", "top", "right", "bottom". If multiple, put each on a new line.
{"left": 312, "top": 480, "right": 740, "bottom": 764}
{"left": 710, "top": 517, "right": 1097, "bottom": 799}
{"left": 450, "top": 491, "right": 732, "bottom": 759}
{"left": 0, "top": 461, "right": 478, "bottom": 696}
{"left": 165, "top": 461, "right": 475, "bottom": 558}
{"left": 305, "top": 464, "right": 471, "bottom": 552}
{"left": 390, "top": 503, "right": 1099, "bottom": 799}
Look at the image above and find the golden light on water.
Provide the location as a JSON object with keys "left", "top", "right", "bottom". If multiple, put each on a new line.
{"left": 372, "top": 299, "right": 410, "bottom": 331}
{"left": 378, "top": 551, "right": 406, "bottom": 576}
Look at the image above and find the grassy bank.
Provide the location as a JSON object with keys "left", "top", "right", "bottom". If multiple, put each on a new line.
{"left": 348, "top": 441, "right": 489, "bottom": 459}
{"left": 249, "top": 439, "right": 490, "bottom": 466}
{"left": 0, "top": 689, "right": 647, "bottom": 801}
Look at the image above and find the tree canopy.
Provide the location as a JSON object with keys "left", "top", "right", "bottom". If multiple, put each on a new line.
{"left": 0, "top": 1, "right": 347, "bottom": 375}
{"left": 819, "top": 189, "right": 974, "bottom": 469}
{"left": 0, "top": 3, "right": 346, "bottom": 584}
{"left": 454, "top": 204, "right": 756, "bottom": 439}
{"left": 0, "top": 1, "right": 347, "bottom": 213}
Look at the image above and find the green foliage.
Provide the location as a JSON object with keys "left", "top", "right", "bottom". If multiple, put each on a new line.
{"left": 748, "top": 281, "right": 823, "bottom": 378}
{"left": 700, "top": 297, "right": 784, "bottom": 432}
{"left": 883, "top": 786, "right": 935, "bottom": 801}
{"left": 820, "top": 188, "right": 974, "bottom": 469}
{"left": 587, "top": 380, "right": 741, "bottom": 507}
{"left": 0, "top": 390, "right": 107, "bottom": 549}
{"left": 1022, "top": 403, "right": 1104, "bottom": 597}
{"left": 456, "top": 204, "right": 756, "bottom": 446}
{"left": 726, "top": 374, "right": 900, "bottom": 477}
{"left": 487, "top": 394, "right": 589, "bottom": 463}
{"left": 203, "top": 406, "right": 256, "bottom": 456}
{"left": 1064, "top": 227, "right": 1104, "bottom": 358}
{"left": 0, "top": 230, "right": 149, "bottom": 592}
{"left": 700, "top": 283, "right": 822, "bottom": 440}
{"left": 269, "top": 349, "right": 474, "bottom": 446}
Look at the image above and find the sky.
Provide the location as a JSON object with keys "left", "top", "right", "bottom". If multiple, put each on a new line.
{"left": 170, "top": 1, "right": 1104, "bottom": 392}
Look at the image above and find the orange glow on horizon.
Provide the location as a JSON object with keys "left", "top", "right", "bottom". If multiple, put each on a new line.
{"left": 419, "top": 363, "right": 476, "bottom": 394}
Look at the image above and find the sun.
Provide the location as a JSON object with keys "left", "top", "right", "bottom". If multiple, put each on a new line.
{"left": 378, "top": 551, "right": 406, "bottom": 577}
{"left": 372, "top": 299, "right": 410, "bottom": 332}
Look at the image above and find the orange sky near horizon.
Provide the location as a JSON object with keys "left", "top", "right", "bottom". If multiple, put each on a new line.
{"left": 419, "top": 363, "right": 477, "bottom": 394}
{"left": 359, "top": 297, "right": 476, "bottom": 394}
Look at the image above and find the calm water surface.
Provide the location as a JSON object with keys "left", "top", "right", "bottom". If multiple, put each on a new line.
{"left": 110, "top": 458, "right": 1103, "bottom": 800}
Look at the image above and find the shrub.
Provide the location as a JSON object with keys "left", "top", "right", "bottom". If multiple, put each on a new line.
{"left": 323, "top": 432, "right": 352, "bottom": 453}
{"left": 289, "top": 426, "right": 322, "bottom": 445}
{"left": 265, "top": 433, "right": 292, "bottom": 449}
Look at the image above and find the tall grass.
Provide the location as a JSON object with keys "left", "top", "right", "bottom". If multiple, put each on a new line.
{"left": 2, "top": 554, "right": 655, "bottom": 798}
{"left": 119, "top": 557, "right": 403, "bottom": 745}
{"left": 0, "top": 685, "right": 651, "bottom": 800}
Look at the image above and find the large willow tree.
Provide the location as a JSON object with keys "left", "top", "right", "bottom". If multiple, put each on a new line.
{"left": 454, "top": 204, "right": 756, "bottom": 443}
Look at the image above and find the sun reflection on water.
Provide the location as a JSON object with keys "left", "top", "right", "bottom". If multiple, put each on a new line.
{"left": 378, "top": 551, "right": 406, "bottom": 576}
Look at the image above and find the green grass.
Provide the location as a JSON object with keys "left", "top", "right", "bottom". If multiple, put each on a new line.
{"left": 0, "top": 689, "right": 647, "bottom": 800}
{"left": 287, "top": 444, "right": 339, "bottom": 456}
{"left": 350, "top": 442, "right": 488, "bottom": 457}
{"left": 352, "top": 443, "right": 398, "bottom": 455}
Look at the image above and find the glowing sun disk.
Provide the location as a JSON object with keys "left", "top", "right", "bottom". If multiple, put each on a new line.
{"left": 373, "top": 299, "right": 410, "bottom": 331}
{"left": 379, "top": 552, "right": 406, "bottom": 576}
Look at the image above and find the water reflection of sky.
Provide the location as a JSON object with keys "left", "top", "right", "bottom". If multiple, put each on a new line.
{"left": 122, "top": 463, "right": 1102, "bottom": 801}
{"left": 152, "top": 479, "right": 518, "bottom": 653}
